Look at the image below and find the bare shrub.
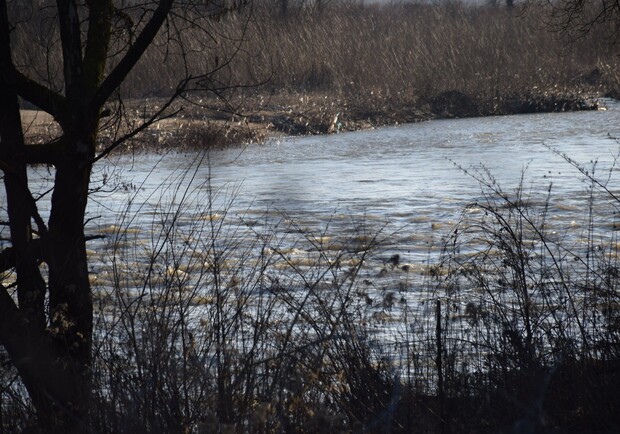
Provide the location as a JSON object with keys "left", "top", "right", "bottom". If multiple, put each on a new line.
{"left": 82, "top": 157, "right": 396, "bottom": 432}
{"left": 434, "top": 163, "right": 620, "bottom": 431}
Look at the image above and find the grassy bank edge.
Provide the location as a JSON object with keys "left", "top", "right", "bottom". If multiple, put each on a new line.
{"left": 21, "top": 90, "right": 604, "bottom": 153}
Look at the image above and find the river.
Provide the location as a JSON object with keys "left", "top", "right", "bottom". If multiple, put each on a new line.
{"left": 82, "top": 99, "right": 620, "bottom": 265}
{"left": 14, "top": 100, "right": 620, "bottom": 354}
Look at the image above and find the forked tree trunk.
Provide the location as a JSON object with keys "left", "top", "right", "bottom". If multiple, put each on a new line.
{"left": 0, "top": 92, "right": 94, "bottom": 434}
{"left": 0, "top": 3, "right": 92, "bottom": 431}
{"left": 0, "top": 0, "right": 180, "bottom": 430}
{"left": 0, "top": 71, "right": 95, "bottom": 434}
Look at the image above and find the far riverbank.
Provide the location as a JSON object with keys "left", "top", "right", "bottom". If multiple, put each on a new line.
{"left": 21, "top": 90, "right": 604, "bottom": 153}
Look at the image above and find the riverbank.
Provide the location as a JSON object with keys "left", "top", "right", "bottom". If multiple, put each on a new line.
{"left": 18, "top": 1, "right": 618, "bottom": 153}
{"left": 20, "top": 90, "right": 604, "bottom": 153}
{"left": 110, "top": 90, "right": 604, "bottom": 151}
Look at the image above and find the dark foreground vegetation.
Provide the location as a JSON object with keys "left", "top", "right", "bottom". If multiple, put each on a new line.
{"left": 18, "top": 1, "right": 620, "bottom": 148}
{"left": 3, "top": 156, "right": 620, "bottom": 433}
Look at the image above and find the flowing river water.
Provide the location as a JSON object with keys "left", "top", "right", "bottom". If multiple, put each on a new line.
{"left": 12, "top": 100, "right": 620, "bottom": 357}
{"left": 87, "top": 99, "right": 620, "bottom": 265}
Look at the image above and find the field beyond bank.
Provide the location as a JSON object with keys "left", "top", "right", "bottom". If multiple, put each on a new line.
{"left": 17, "top": 2, "right": 620, "bottom": 151}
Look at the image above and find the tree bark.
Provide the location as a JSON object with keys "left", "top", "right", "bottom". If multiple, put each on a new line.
{"left": 0, "top": 2, "right": 92, "bottom": 430}
{"left": 0, "top": 0, "right": 228, "bottom": 430}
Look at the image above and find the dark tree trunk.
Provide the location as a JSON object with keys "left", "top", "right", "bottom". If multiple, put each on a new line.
{"left": 0, "top": 0, "right": 202, "bottom": 430}
{"left": 0, "top": 0, "right": 94, "bottom": 429}
{"left": 0, "top": 83, "right": 91, "bottom": 434}
{"left": 45, "top": 138, "right": 95, "bottom": 430}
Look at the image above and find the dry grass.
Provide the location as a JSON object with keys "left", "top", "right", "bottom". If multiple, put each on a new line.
{"left": 14, "top": 2, "right": 620, "bottom": 150}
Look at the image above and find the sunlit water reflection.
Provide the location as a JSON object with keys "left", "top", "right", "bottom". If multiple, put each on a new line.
{"left": 87, "top": 100, "right": 620, "bottom": 264}
{"left": 9, "top": 100, "right": 620, "bottom": 353}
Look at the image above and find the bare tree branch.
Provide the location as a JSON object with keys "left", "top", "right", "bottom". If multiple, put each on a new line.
{"left": 11, "top": 69, "right": 67, "bottom": 121}
{"left": 92, "top": 0, "right": 174, "bottom": 110}
{"left": 94, "top": 85, "right": 185, "bottom": 162}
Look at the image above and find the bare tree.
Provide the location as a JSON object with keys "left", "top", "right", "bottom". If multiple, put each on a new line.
{"left": 547, "top": 0, "right": 620, "bottom": 41}
{"left": 0, "top": 0, "right": 248, "bottom": 431}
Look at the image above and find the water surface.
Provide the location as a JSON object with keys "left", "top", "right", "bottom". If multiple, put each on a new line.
{"left": 83, "top": 102, "right": 620, "bottom": 266}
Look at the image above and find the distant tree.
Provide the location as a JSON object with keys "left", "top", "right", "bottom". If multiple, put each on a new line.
{"left": 548, "top": 0, "right": 620, "bottom": 41}
{"left": 0, "top": 0, "right": 247, "bottom": 432}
